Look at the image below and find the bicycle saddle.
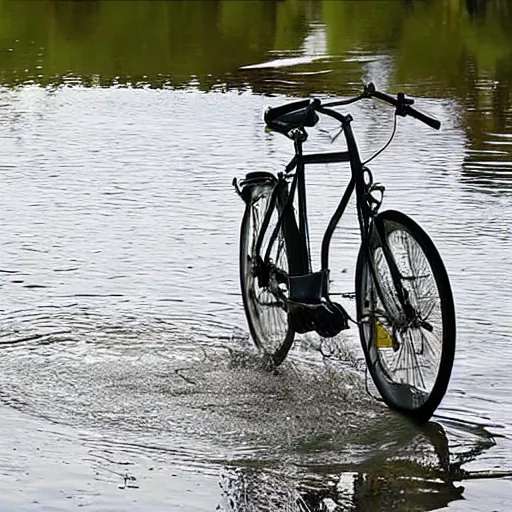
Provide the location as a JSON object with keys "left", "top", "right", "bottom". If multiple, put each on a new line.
{"left": 264, "top": 99, "right": 319, "bottom": 134}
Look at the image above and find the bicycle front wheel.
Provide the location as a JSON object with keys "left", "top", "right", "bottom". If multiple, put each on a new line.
{"left": 355, "top": 210, "right": 455, "bottom": 422}
{"left": 239, "top": 179, "right": 295, "bottom": 366}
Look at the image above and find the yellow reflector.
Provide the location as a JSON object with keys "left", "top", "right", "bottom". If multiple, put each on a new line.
{"left": 376, "top": 322, "right": 393, "bottom": 348}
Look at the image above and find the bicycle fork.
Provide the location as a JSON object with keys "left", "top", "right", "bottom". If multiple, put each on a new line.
{"left": 368, "top": 216, "right": 433, "bottom": 340}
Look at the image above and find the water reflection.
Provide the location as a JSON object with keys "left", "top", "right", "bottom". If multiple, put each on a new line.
{"left": 219, "top": 421, "right": 498, "bottom": 511}
{"left": 1, "top": 0, "right": 511, "bottom": 95}
{"left": 0, "top": 0, "right": 510, "bottom": 190}
{"left": 1, "top": 0, "right": 310, "bottom": 89}
{"left": 49, "top": 0, "right": 101, "bottom": 41}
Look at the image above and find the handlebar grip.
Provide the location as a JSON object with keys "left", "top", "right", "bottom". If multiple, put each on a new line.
{"left": 370, "top": 85, "right": 441, "bottom": 130}
{"left": 264, "top": 99, "right": 311, "bottom": 124}
{"left": 405, "top": 105, "right": 441, "bottom": 130}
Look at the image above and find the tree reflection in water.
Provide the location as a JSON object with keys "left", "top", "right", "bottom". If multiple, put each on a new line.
{"left": 0, "top": 0, "right": 509, "bottom": 191}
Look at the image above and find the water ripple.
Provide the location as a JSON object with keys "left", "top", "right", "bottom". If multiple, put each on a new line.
{"left": 0, "top": 86, "right": 511, "bottom": 509}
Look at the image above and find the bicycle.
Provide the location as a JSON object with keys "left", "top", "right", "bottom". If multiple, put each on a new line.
{"left": 233, "top": 83, "right": 456, "bottom": 422}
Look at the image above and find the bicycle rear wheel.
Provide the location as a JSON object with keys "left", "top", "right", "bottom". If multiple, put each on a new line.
{"left": 239, "top": 177, "right": 296, "bottom": 366}
{"left": 355, "top": 210, "right": 455, "bottom": 422}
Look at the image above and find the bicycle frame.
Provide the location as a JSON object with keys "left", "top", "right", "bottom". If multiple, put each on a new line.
{"left": 255, "top": 111, "right": 368, "bottom": 289}
{"left": 254, "top": 107, "right": 415, "bottom": 324}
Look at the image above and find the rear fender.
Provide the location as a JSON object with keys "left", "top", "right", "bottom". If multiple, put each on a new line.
{"left": 233, "top": 171, "right": 276, "bottom": 204}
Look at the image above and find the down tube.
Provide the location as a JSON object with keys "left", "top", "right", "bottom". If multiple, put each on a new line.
{"left": 321, "top": 176, "right": 355, "bottom": 271}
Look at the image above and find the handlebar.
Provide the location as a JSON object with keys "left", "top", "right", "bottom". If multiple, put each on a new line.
{"left": 366, "top": 83, "right": 441, "bottom": 130}
{"left": 264, "top": 82, "right": 441, "bottom": 132}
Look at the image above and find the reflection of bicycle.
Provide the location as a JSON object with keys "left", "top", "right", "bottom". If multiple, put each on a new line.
{"left": 233, "top": 83, "right": 455, "bottom": 422}
{"left": 220, "top": 420, "right": 477, "bottom": 512}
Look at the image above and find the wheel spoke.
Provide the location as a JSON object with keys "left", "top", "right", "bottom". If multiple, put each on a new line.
{"left": 406, "top": 330, "right": 427, "bottom": 391}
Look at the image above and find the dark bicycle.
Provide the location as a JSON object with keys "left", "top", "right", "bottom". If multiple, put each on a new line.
{"left": 233, "top": 83, "right": 456, "bottom": 422}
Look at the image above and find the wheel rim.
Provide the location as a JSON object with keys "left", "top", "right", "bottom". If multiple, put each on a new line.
{"left": 241, "top": 191, "right": 290, "bottom": 354}
{"left": 360, "top": 221, "right": 445, "bottom": 410}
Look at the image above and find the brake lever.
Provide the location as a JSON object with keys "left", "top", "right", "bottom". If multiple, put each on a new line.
{"left": 395, "top": 92, "right": 414, "bottom": 117}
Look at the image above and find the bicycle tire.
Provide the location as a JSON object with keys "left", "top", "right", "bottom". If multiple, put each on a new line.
{"left": 239, "top": 178, "right": 298, "bottom": 366}
{"left": 355, "top": 210, "right": 455, "bottom": 423}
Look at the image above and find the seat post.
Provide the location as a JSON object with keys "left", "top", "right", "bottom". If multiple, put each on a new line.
{"left": 293, "top": 131, "right": 312, "bottom": 274}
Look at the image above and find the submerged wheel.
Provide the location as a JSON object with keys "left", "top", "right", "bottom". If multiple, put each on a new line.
{"left": 356, "top": 210, "right": 455, "bottom": 422}
{"left": 239, "top": 179, "right": 296, "bottom": 366}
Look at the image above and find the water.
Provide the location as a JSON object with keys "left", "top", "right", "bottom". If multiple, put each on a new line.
{"left": 1, "top": 0, "right": 512, "bottom": 510}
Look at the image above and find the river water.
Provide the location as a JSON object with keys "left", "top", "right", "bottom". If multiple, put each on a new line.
{"left": 1, "top": 1, "right": 512, "bottom": 510}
